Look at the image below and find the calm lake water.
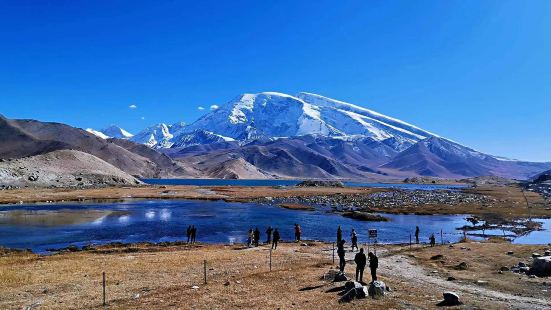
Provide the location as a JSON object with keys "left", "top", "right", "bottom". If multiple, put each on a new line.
{"left": 0, "top": 200, "right": 548, "bottom": 253}
{"left": 142, "top": 179, "right": 467, "bottom": 191}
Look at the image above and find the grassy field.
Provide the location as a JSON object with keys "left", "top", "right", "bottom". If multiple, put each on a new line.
{"left": 1, "top": 240, "right": 550, "bottom": 309}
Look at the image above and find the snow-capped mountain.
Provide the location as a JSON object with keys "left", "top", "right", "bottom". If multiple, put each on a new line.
{"left": 86, "top": 128, "right": 110, "bottom": 139}
{"left": 171, "top": 129, "right": 235, "bottom": 148}
{"left": 101, "top": 125, "right": 133, "bottom": 139}
{"left": 125, "top": 91, "right": 551, "bottom": 179}
{"left": 175, "top": 92, "right": 435, "bottom": 150}
{"left": 130, "top": 123, "right": 174, "bottom": 148}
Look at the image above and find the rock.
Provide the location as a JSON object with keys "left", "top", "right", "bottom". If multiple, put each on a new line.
{"left": 28, "top": 175, "right": 39, "bottom": 181}
{"left": 368, "top": 281, "right": 386, "bottom": 299}
{"left": 545, "top": 251, "right": 551, "bottom": 256}
{"left": 339, "top": 285, "right": 368, "bottom": 303}
{"left": 455, "top": 262, "right": 468, "bottom": 270}
{"left": 344, "top": 281, "right": 363, "bottom": 291}
{"left": 224, "top": 281, "right": 230, "bottom": 286}
{"left": 447, "top": 276, "right": 456, "bottom": 281}
{"left": 191, "top": 285, "right": 199, "bottom": 290}
{"left": 507, "top": 251, "right": 514, "bottom": 255}
{"left": 333, "top": 272, "right": 348, "bottom": 282}
{"left": 518, "top": 262, "right": 527, "bottom": 267}
{"left": 441, "top": 292, "right": 461, "bottom": 306}
{"left": 530, "top": 256, "right": 551, "bottom": 277}
{"left": 476, "top": 280, "right": 488, "bottom": 285}
{"left": 520, "top": 267, "right": 530, "bottom": 273}
{"left": 500, "top": 266, "right": 510, "bottom": 271}
{"left": 133, "top": 293, "right": 140, "bottom": 299}
{"left": 533, "top": 253, "right": 542, "bottom": 258}
{"left": 430, "top": 254, "right": 444, "bottom": 260}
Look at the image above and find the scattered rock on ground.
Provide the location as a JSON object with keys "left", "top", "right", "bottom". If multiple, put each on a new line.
{"left": 439, "top": 291, "right": 461, "bottom": 306}
{"left": 368, "top": 281, "right": 386, "bottom": 299}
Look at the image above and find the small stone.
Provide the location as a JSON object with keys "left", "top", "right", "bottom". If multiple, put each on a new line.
{"left": 447, "top": 276, "right": 456, "bottom": 281}
{"left": 224, "top": 281, "right": 230, "bottom": 286}
{"left": 533, "top": 253, "right": 542, "bottom": 258}
{"left": 191, "top": 285, "right": 199, "bottom": 290}
{"left": 507, "top": 251, "right": 514, "bottom": 255}
{"left": 500, "top": 266, "right": 510, "bottom": 271}
{"left": 133, "top": 293, "right": 140, "bottom": 299}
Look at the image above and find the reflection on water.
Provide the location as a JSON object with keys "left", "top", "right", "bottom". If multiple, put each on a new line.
{"left": 0, "top": 199, "right": 547, "bottom": 253}
{"left": 0, "top": 209, "right": 129, "bottom": 227}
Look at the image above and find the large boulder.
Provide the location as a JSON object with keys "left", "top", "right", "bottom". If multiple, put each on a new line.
{"left": 368, "top": 281, "right": 386, "bottom": 299}
{"left": 334, "top": 272, "right": 348, "bottom": 282}
{"left": 344, "top": 281, "right": 363, "bottom": 291}
{"left": 530, "top": 256, "right": 551, "bottom": 277}
{"left": 440, "top": 292, "right": 461, "bottom": 306}
{"left": 323, "top": 269, "right": 348, "bottom": 282}
{"left": 339, "top": 285, "right": 368, "bottom": 303}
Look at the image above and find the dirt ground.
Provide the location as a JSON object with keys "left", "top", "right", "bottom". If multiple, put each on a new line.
{"left": 1, "top": 240, "right": 550, "bottom": 309}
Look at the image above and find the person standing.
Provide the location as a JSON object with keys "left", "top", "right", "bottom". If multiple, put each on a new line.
{"left": 368, "top": 252, "right": 378, "bottom": 282}
{"left": 337, "top": 226, "right": 342, "bottom": 243}
{"left": 415, "top": 226, "right": 420, "bottom": 244}
{"left": 429, "top": 234, "right": 436, "bottom": 247}
{"left": 247, "top": 228, "right": 253, "bottom": 247}
{"left": 337, "top": 239, "right": 346, "bottom": 272}
{"left": 266, "top": 226, "right": 273, "bottom": 244}
{"left": 191, "top": 226, "right": 197, "bottom": 244}
{"left": 253, "top": 227, "right": 260, "bottom": 246}
{"left": 354, "top": 248, "right": 367, "bottom": 282}
{"left": 186, "top": 225, "right": 192, "bottom": 243}
{"left": 294, "top": 224, "right": 301, "bottom": 242}
{"left": 351, "top": 229, "right": 358, "bottom": 252}
{"left": 272, "top": 228, "right": 280, "bottom": 250}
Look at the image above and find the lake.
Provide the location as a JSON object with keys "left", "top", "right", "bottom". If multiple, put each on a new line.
{"left": 142, "top": 178, "right": 467, "bottom": 191}
{"left": 1, "top": 200, "right": 548, "bottom": 254}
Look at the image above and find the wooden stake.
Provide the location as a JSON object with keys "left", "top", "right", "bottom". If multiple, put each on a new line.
{"left": 203, "top": 260, "right": 207, "bottom": 284}
{"left": 102, "top": 271, "right": 106, "bottom": 307}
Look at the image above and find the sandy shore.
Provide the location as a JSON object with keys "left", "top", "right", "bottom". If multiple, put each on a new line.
{"left": 1, "top": 240, "right": 549, "bottom": 309}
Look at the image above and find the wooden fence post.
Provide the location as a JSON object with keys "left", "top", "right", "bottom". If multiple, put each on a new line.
{"left": 102, "top": 271, "right": 106, "bottom": 307}
{"left": 203, "top": 260, "right": 207, "bottom": 284}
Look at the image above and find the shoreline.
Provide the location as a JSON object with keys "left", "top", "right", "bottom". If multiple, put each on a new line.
{"left": 0, "top": 184, "right": 549, "bottom": 220}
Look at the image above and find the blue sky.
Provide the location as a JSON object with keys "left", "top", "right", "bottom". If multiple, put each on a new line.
{"left": 1, "top": 1, "right": 550, "bottom": 161}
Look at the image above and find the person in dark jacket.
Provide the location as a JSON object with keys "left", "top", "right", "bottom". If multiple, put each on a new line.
{"left": 350, "top": 229, "right": 358, "bottom": 252}
{"left": 191, "top": 225, "right": 197, "bottom": 244}
{"left": 354, "top": 248, "right": 367, "bottom": 282}
{"left": 272, "top": 228, "right": 280, "bottom": 249}
{"left": 429, "top": 234, "right": 436, "bottom": 247}
{"left": 294, "top": 224, "right": 301, "bottom": 242}
{"left": 368, "top": 252, "right": 378, "bottom": 282}
{"left": 337, "top": 225, "right": 342, "bottom": 243}
{"left": 337, "top": 239, "right": 346, "bottom": 272}
{"left": 186, "top": 225, "right": 192, "bottom": 243}
{"left": 266, "top": 226, "right": 273, "bottom": 244}
{"left": 253, "top": 227, "right": 260, "bottom": 246}
{"left": 415, "top": 226, "right": 420, "bottom": 244}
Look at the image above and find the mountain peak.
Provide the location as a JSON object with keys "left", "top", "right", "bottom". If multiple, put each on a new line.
{"left": 100, "top": 125, "right": 133, "bottom": 139}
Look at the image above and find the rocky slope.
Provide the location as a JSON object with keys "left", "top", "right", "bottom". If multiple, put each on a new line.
{"left": 0, "top": 150, "right": 140, "bottom": 188}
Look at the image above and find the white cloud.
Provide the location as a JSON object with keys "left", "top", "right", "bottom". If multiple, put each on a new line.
{"left": 197, "top": 106, "right": 205, "bottom": 111}
{"left": 129, "top": 104, "right": 137, "bottom": 109}
{"left": 141, "top": 116, "right": 145, "bottom": 120}
{"left": 210, "top": 105, "right": 219, "bottom": 111}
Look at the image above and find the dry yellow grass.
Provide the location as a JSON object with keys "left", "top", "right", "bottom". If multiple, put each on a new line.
{"left": 2, "top": 241, "right": 550, "bottom": 309}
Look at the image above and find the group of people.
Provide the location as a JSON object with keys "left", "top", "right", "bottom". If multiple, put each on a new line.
{"left": 247, "top": 226, "right": 281, "bottom": 249}
{"left": 186, "top": 225, "right": 197, "bottom": 243}
{"left": 336, "top": 226, "right": 378, "bottom": 283}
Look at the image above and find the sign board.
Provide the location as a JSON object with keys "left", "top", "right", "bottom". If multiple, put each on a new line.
{"left": 368, "top": 229, "right": 378, "bottom": 238}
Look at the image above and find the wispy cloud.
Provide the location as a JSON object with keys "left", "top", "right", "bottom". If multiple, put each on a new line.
{"left": 129, "top": 104, "right": 137, "bottom": 109}
{"left": 197, "top": 106, "right": 205, "bottom": 111}
{"left": 210, "top": 105, "right": 219, "bottom": 111}
{"left": 141, "top": 116, "right": 145, "bottom": 120}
